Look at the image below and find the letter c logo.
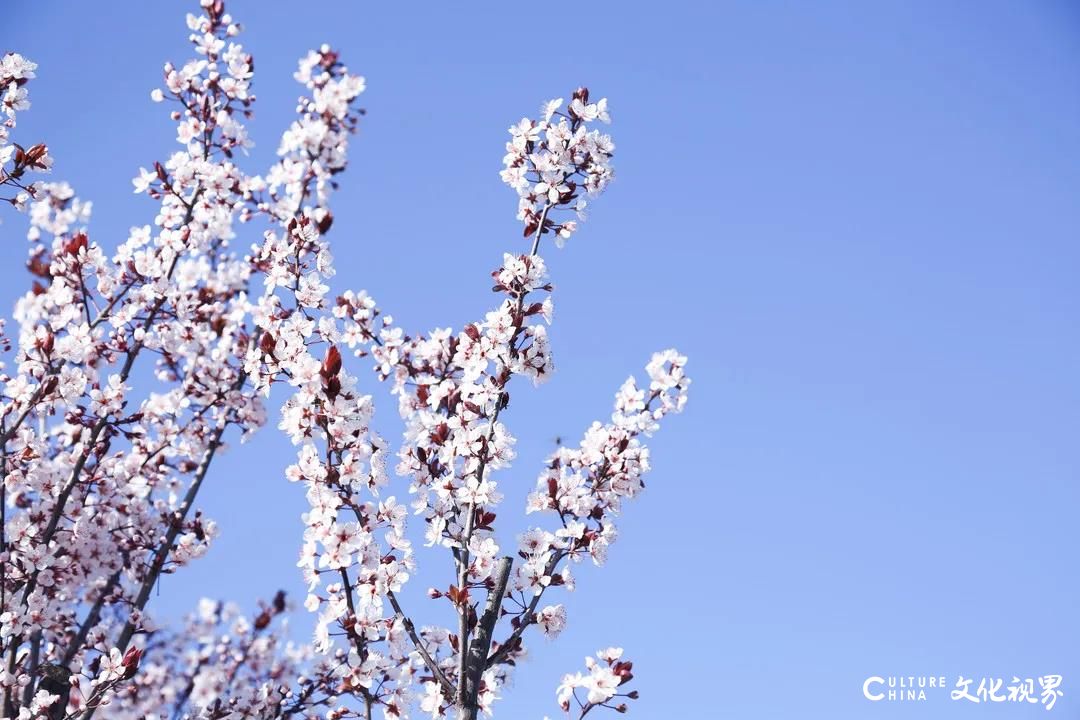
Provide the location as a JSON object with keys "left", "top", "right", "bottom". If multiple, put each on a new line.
{"left": 863, "top": 676, "right": 885, "bottom": 701}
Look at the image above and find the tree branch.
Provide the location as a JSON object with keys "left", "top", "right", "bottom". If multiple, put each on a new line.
{"left": 486, "top": 550, "right": 565, "bottom": 669}
{"left": 385, "top": 590, "right": 456, "bottom": 700}
{"left": 461, "top": 556, "right": 512, "bottom": 715}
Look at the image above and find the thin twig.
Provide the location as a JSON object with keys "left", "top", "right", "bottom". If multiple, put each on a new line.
{"left": 386, "top": 590, "right": 456, "bottom": 699}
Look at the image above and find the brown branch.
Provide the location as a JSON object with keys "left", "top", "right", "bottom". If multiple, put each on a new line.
{"left": 20, "top": 631, "right": 41, "bottom": 707}
{"left": 337, "top": 568, "right": 368, "bottom": 658}
{"left": 332, "top": 567, "right": 379, "bottom": 712}
{"left": 486, "top": 550, "right": 565, "bottom": 669}
{"left": 385, "top": 590, "right": 456, "bottom": 700}
{"left": 61, "top": 571, "right": 120, "bottom": 666}
{"left": 15, "top": 188, "right": 205, "bottom": 609}
{"left": 79, "top": 362, "right": 247, "bottom": 720}
{"left": 452, "top": 203, "right": 551, "bottom": 709}
{"left": 461, "top": 557, "right": 512, "bottom": 716}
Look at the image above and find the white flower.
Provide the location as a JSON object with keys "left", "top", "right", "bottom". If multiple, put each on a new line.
{"left": 132, "top": 167, "right": 156, "bottom": 194}
{"left": 538, "top": 604, "right": 567, "bottom": 638}
{"left": 98, "top": 647, "right": 126, "bottom": 682}
{"left": 584, "top": 666, "right": 621, "bottom": 704}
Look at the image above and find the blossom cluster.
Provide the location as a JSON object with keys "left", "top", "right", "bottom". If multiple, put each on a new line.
{"left": 500, "top": 86, "right": 614, "bottom": 246}
{"left": 0, "top": 52, "right": 50, "bottom": 213}
{"left": 477, "top": 350, "right": 689, "bottom": 678}
{"left": 246, "top": 214, "right": 420, "bottom": 716}
{"left": 327, "top": 248, "right": 559, "bottom": 715}
{"left": 552, "top": 648, "right": 637, "bottom": 718}
{"left": 241, "top": 44, "right": 365, "bottom": 223}
{"left": 98, "top": 593, "right": 330, "bottom": 720}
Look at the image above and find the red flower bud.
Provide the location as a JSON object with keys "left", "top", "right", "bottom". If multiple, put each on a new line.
{"left": 63, "top": 232, "right": 88, "bottom": 257}
{"left": 317, "top": 210, "right": 334, "bottom": 235}
{"left": 121, "top": 647, "right": 142, "bottom": 680}
{"left": 321, "top": 345, "right": 342, "bottom": 379}
{"left": 259, "top": 331, "right": 276, "bottom": 357}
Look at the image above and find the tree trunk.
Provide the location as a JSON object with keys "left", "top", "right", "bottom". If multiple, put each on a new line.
{"left": 457, "top": 556, "right": 512, "bottom": 720}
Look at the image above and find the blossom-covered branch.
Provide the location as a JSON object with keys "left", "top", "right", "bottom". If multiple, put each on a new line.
{"left": 548, "top": 648, "right": 637, "bottom": 720}
{"left": 1, "top": 2, "right": 365, "bottom": 719}
{"left": 0, "top": 3, "right": 689, "bottom": 719}
{"left": 0, "top": 52, "right": 51, "bottom": 214}
{"left": 306, "top": 89, "right": 687, "bottom": 720}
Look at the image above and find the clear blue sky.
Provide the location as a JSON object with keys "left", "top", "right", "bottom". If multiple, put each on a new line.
{"left": 6, "top": 1, "right": 1080, "bottom": 718}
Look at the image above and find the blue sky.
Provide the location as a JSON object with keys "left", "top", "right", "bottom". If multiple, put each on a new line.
{"left": 6, "top": 1, "right": 1080, "bottom": 718}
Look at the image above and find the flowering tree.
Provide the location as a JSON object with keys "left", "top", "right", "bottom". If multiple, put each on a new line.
{"left": 0, "top": 3, "right": 689, "bottom": 719}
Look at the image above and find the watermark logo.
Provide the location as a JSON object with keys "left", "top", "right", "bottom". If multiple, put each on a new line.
{"left": 862, "top": 675, "right": 1064, "bottom": 711}
{"left": 862, "top": 676, "right": 946, "bottom": 702}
